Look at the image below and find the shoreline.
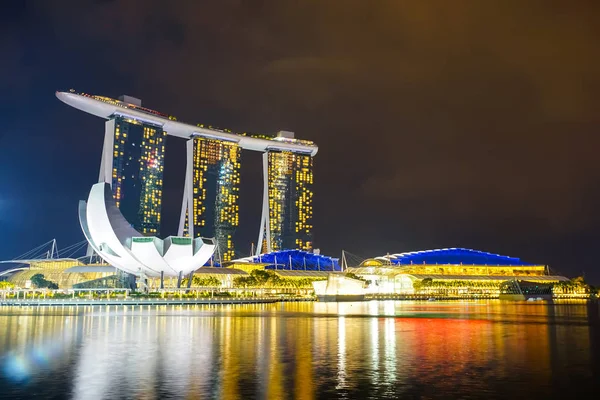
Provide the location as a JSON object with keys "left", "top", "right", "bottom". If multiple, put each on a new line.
{"left": 0, "top": 298, "right": 296, "bottom": 307}
{"left": 0, "top": 296, "right": 594, "bottom": 308}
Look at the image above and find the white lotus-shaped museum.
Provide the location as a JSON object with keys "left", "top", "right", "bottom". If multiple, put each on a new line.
{"left": 79, "top": 182, "right": 216, "bottom": 278}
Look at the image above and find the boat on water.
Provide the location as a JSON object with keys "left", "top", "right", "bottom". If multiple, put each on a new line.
{"left": 312, "top": 274, "right": 367, "bottom": 302}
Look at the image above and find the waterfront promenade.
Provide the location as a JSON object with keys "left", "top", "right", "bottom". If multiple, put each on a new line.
{"left": 0, "top": 297, "right": 285, "bottom": 307}
{"left": 0, "top": 288, "right": 593, "bottom": 307}
{"left": 0, "top": 295, "right": 489, "bottom": 307}
{"left": 0, "top": 287, "right": 314, "bottom": 307}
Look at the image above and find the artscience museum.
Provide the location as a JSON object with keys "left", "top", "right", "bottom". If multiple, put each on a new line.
{"left": 79, "top": 182, "right": 216, "bottom": 281}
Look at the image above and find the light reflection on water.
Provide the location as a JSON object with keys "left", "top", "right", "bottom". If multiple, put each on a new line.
{"left": 0, "top": 301, "right": 598, "bottom": 399}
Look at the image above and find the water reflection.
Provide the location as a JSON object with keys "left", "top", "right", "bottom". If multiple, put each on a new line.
{"left": 0, "top": 301, "right": 598, "bottom": 399}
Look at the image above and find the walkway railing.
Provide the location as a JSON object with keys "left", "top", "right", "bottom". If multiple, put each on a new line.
{"left": 0, "top": 287, "right": 316, "bottom": 307}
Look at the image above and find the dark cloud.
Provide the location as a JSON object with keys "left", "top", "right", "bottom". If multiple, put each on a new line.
{"left": 1, "top": 1, "right": 599, "bottom": 281}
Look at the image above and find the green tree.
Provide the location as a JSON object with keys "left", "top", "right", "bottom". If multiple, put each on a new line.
{"left": 421, "top": 278, "right": 433, "bottom": 287}
{"left": 553, "top": 277, "right": 590, "bottom": 295}
{"left": 182, "top": 275, "right": 222, "bottom": 287}
{"left": 233, "top": 275, "right": 256, "bottom": 288}
{"left": 30, "top": 274, "right": 59, "bottom": 289}
{"left": 232, "top": 269, "right": 327, "bottom": 289}
{"left": 31, "top": 274, "right": 45, "bottom": 287}
{"left": 194, "top": 276, "right": 221, "bottom": 287}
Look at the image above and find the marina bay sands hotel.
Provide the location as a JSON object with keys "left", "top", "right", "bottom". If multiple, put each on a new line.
{"left": 56, "top": 90, "right": 317, "bottom": 262}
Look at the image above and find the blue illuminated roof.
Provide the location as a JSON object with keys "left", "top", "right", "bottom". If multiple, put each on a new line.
{"left": 379, "top": 248, "right": 539, "bottom": 266}
{"left": 241, "top": 250, "right": 340, "bottom": 271}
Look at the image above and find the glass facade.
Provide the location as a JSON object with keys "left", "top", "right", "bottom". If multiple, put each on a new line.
{"left": 111, "top": 116, "right": 166, "bottom": 235}
{"left": 185, "top": 137, "right": 241, "bottom": 262}
{"left": 268, "top": 151, "right": 313, "bottom": 251}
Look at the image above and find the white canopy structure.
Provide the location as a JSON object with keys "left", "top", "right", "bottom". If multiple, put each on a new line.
{"left": 79, "top": 183, "right": 216, "bottom": 278}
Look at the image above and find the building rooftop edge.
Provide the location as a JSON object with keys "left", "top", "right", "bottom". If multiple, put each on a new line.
{"left": 56, "top": 90, "right": 318, "bottom": 156}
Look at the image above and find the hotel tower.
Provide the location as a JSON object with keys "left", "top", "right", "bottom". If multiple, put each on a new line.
{"left": 97, "top": 96, "right": 167, "bottom": 235}
{"left": 262, "top": 150, "right": 313, "bottom": 252}
{"left": 179, "top": 137, "right": 241, "bottom": 261}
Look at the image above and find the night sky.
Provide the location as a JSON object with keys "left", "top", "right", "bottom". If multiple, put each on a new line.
{"left": 1, "top": 1, "right": 599, "bottom": 283}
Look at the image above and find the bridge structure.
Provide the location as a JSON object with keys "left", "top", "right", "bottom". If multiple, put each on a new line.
{"left": 0, "top": 239, "right": 89, "bottom": 265}
{"left": 0, "top": 239, "right": 91, "bottom": 279}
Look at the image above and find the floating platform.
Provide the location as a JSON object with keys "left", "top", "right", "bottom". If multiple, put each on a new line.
{"left": 313, "top": 274, "right": 368, "bottom": 302}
